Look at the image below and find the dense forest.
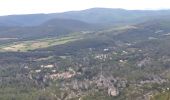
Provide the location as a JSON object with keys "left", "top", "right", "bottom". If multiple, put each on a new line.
{"left": 0, "top": 8, "right": 170, "bottom": 100}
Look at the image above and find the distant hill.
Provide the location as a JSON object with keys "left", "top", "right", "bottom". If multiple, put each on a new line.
{"left": 1, "top": 8, "right": 170, "bottom": 26}
{"left": 0, "top": 18, "right": 94, "bottom": 39}
{"left": 1, "top": 8, "right": 170, "bottom": 100}
{"left": 1, "top": 8, "right": 170, "bottom": 45}
{"left": 55, "top": 8, "right": 170, "bottom": 25}
{"left": 37, "top": 17, "right": 170, "bottom": 55}
{"left": 41, "top": 18, "right": 95, "bottom": 31}
{"left": 0, "top": 14, "right": 53, "bottom": 26}
{"left": 107, "top": 17, "right": 170, "bottom": 42}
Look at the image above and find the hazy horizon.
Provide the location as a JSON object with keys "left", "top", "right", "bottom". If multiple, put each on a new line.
{"left": 1, "top": 7, "right": 170, "bottom": 17}
{"left": 0, "top": 0, "right": 170, "bottom": 16}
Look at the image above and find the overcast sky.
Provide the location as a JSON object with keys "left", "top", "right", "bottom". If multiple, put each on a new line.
{"left": 0, "top": 0, "right": 170, "bottom": 16}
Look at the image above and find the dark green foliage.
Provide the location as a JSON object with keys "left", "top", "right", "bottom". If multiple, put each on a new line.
{"left": 1, "top": 11, "right": 170, "bottom": 100}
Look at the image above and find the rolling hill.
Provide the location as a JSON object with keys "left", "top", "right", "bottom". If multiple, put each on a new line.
{"left": 1, "top": 8, "right": 170, "bottom": 27}
{"left": 0, "top": 18, "right": 94, "bottom": 40}
{"left": 0, "top": 12, "right": 170, "bottom": 100}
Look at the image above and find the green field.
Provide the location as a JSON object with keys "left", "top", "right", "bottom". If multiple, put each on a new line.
{"left": 151, "top": 91, "right": 170, "bottom": 100}
{"left": 0, "top": 34, "right": 83, "bottom": 52}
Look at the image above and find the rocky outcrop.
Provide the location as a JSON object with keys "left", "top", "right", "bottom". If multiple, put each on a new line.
{"left": 108, "top": 87, "right": 119, "bottom": 96}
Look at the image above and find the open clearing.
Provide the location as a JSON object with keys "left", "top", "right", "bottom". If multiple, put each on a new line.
{"left": 0, "top": 35, "right": 82, "bottom": 52}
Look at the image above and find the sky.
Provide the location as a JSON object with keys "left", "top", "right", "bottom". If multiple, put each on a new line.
{"left": 0, "top": 0, "right": 170, "bottom": 16}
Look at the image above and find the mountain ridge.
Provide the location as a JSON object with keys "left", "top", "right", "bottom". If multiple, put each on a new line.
{"left": 1, "top": 8, "right": 170, "bottom": 26}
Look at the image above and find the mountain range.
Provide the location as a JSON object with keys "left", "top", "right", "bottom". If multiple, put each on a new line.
{"left": 1, "top": 8, "right": 170, "bottom": 27}
{"left": 1, "top": 8, "right": 170, "bottom": 100}
{"left": 1, "top": 8, "right": 170, "bottom": 40}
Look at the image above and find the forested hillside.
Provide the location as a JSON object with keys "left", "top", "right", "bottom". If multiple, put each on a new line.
{"left": 0, "top": 8, "right": 170, "bottom": 100}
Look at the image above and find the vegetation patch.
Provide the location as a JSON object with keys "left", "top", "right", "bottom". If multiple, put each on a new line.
{"left": 0, "top": 35, "right": 82, "bottom": 52}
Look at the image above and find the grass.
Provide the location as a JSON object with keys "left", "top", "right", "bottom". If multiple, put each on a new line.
{"left": 151, "top": 91, "right": 170, "bottom": 100}
{"left": 81, "top": 90, "right": 114, "bottom": 100}
{"left": 0, "top": 35, "right": 83, "bottom": 52}
{"left": 0, "top": 87, "right": 40, "bottom": 100}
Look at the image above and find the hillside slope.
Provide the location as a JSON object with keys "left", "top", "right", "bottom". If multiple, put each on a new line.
{"left": 1, "top": 8, "right": 170, "bottom": 26}
{"left": 0, "top": 18, "right": 94, "bottom": 40}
